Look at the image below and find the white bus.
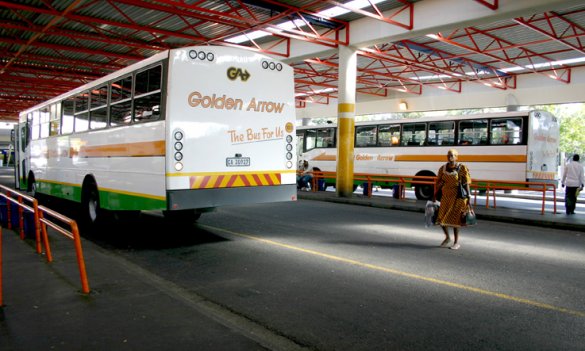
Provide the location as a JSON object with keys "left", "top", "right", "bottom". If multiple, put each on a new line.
{"left": 297, "top": 110, "right": 560, "bottom": 199}
{"left": 14, "top": 46, "right": 297, "bottom": 224}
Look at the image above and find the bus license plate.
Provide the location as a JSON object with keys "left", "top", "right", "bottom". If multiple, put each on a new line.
{"left": 226, "top": 157, "right": 250, "bottom": 167}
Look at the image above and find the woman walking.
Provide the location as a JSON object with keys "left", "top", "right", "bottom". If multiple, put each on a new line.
{"left": 434, "top": 149, "right": 471, "bottom": 250}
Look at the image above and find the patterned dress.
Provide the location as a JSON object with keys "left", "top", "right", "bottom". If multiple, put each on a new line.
{"left": 436, "top": 163, "right": 471, "bottom": 227}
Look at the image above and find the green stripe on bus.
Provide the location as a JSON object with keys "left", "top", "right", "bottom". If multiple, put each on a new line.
{"left": 36, "top": 181, "right": 166, "bottom": 211}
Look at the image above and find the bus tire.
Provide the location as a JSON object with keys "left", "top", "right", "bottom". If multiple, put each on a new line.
{"left": 81, "top": 180, "right": 101, "bottom": 226}
{"left": 414, "top": 171, "right": 436, "bottom": 200}
{"left": 27, "top": 172, "right": 45, "bottom": 203}
{"left": 27, "top": 172, "right": 36, "bottom": 195}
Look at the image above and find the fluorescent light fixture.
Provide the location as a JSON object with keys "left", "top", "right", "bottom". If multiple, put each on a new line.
{"left": 295, "top": 87, "right": 337, "bottom": 98}
{"left": 320, "top": 0, "right": 386, "bottom": 17}
{"left": 225, "top": 30, "right": 272, "bottom": 44}
{"left": 226, "top": 0, "right": 387, "bottom": 44}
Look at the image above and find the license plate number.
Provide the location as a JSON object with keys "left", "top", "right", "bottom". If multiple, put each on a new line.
{"left": 226, "top": 157, "right": 250, "bottom": 167}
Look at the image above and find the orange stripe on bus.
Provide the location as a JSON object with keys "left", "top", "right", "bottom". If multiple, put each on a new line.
{"left": 394, "top": 155, "right": 527, "bottom": 162}
{"left": 310, "top": 154, "right": 526, "bottom": 163}
{"left": 72, "top": 140, "right": 165, "bottom": 158}
{"left": 312, "top": 152, "right": 337, "bottom": 161}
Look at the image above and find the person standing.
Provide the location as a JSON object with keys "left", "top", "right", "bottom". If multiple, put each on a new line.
{"left": 562, "top": 154, "right": 584, "bottom": 215}
{"left": 434, "top": 149, "right": 471, "bottom": 250}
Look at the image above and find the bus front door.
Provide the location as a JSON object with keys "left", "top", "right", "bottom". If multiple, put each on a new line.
{"left": 13, "top": 123, "right": 27, "bottom": 190}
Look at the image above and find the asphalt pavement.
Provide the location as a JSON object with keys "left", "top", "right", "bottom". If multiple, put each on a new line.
{"left": 1, "top": 183, "right": 584, "bottom": 350}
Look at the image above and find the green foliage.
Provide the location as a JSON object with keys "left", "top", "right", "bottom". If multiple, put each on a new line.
{"left": 559, "top": 113, "right": 585, "bottom": 156}
{"left": 533, "top": 104, "right": 585, "bottom": 156}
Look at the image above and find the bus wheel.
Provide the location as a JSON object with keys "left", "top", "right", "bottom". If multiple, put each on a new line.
{"left": 27, "top": 173, "right": 36, "bottom": 196}
{"left": 414, "top": 184, "right": 434, "bottom": 200}
{"left": 163, "top": 209, "right": 201, "bottom": 224}
{"left": 27, "top": 173, "right": 44, "bottom": 203}
{"left": 81, "top": 182, "right": 101, "bottom": 226}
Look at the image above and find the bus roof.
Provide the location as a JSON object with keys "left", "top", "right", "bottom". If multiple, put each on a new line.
{"left": 296, "top": 110, "right": 549, "bottom": 129}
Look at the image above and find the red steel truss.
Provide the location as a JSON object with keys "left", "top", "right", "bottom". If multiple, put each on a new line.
{"left": 1, "top": 1, "right": 585, "bottom": 118}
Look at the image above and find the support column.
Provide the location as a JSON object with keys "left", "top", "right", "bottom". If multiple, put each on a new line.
{"left": 337, "top": 45, "right": 357, "bottom": 197}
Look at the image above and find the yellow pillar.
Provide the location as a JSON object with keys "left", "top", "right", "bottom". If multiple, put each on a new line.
{"left": 336, "top": 45, "right": 357, "bottom": 197}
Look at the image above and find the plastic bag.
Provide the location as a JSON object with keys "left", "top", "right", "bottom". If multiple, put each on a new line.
{"left": 461, "top": 206, "right": 477, "bottom": 226}
{"left": 425, "top": 200, "right": 440, "bottom": 227}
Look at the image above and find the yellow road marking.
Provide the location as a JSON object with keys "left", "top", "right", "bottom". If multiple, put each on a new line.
{"left": 201, "top": 224, "right": 585, "bottom": 318}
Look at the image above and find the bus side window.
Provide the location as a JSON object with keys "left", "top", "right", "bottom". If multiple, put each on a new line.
{"left": 305, "top": 129, "right": 317, "bottom": 151}
{"left": 490, "top": 118, "right": 523, "bottom": 145}
{"left": 134, "top": 65, "right": 162, "bottom": 123}
{"left": 401, "top": 122, "right": 426, "bottom": 146}
{"left": 377, "top": 124, "right": 400, "bottom": 147}
{"left": 49, "top": 103, "right": 61, "bottom": 136}
{"left": 110, "top": 75, "right": 133, "bottom": 126}
{"left": 74, "top": 92, "right": 89, "bottom": 132}
{"left": 316, "top": 128, "right": 335, "bottom": 148}
{"left": 427, "top": 121, "right": 454, "bottom": 146}
{"left": 90, "top": 85, "right": 108, "bottom": 130}
{"left": 355, "top": 126, "right": 377, "bottom": 147}
{"left": 458, "top": 119, "right": 487, "bottom": 145}
{"left": 62, "top": 98, "right": 75, "bottom": 134}
{"left": 39, "top": 107, "right": 50, "bottom": 138}
{"left": 31, "top": 111, "right": 40, "bottom": 141}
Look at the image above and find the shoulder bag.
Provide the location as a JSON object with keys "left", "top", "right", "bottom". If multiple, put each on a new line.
{"left": 456, "top": 165, "right": 469, "bottom": 199}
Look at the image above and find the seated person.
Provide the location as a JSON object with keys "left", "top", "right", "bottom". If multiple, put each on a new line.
{"left": 297, "top": 163, "right": 321, "bottom": 191}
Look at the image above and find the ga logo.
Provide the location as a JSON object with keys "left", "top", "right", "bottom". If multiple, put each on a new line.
{"left": 227, "top": 67, "right": 251, "bottom": 81}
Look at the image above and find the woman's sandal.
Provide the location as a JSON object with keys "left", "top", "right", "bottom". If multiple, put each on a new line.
{"left": 440, "top": 238, "right": 451, "bottom": 247}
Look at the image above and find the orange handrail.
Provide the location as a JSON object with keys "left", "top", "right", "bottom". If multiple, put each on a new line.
{"left": 0, "top": 185, "right": 43, "bottom": 254}
{"left": 307, "top": 171, "right": 437, "bottom": 199}
{"left": 303, "top": 171, "right": 557, "bottom": 214}
{"left": 478, "top": 179, "right": 557, "bottom": 215}
{"left": 0, "top": 227, "right": 3, "bottom": 307}
{"left": 0, "top": 185, "right": 90, "bottom": 304}
{"left": 38, "top": 205, "right": 90, "bottom": 294}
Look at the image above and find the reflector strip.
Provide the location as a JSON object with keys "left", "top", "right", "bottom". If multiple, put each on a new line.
{"left": 189, "top": 172, "right": 282, "bottom": 189}
{"left": 530, "top": 171, "right": 556, "bottom": 180}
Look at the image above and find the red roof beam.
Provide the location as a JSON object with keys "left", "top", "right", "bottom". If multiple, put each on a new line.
{"left": 474, "top": 0, "right": 498, "bottom": 10}
{"left": 0, "top": 21, "right": 169, "bottom": 51}
{"left": 360, "top": 45, "right": 508, "bottom": 91}
{"left": 0, "top": 37, "right": 144, "bottom": 62}
{"left": 385, "top": 41, "right": 516, "bottom": 89}
{"left": 319, "top": 0, "right": 413, "bottom": 30}
{"left": 514, "top": 12, "right": 585, "bottom": 56}
{"left": 428, "top": 26, "right": 571, "bottom": 83}
{"left": 0, "top": 52, "right": 124, "bottom": 73}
